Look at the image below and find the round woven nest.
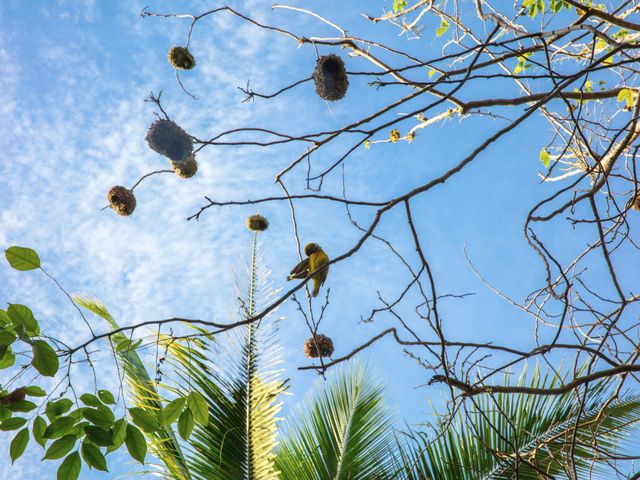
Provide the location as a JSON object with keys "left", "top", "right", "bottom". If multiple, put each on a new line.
{"left": 303, "top": 334, "right": 334, "bottom": 359}
{"left": 107, "top": 186, "right": 136, "bottom": 216}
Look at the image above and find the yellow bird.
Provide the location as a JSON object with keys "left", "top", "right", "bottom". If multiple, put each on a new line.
{"left": 287, "top": 243, "right": 329, "bottom": 297}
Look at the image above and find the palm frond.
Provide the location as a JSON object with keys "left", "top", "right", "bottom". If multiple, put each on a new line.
{"left": 165, "top": 232, "right": 286, "bottom": 480}
{"left": 275, "top": 363, "right": 398, "bottom": 480}
{"left": 74, "top": 296, "right": 192, "bottom": 480}
{"left": 399, "top": 364, "right": 640, "bottom": 480}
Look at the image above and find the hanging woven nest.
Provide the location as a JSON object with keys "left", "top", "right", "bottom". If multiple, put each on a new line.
{"left": 145, "top": 119, "right": 193, "bottom": 162}
{"left": 312, "top": 54, "right": 349, "bottom": 101}
{"left": 171, "top": 154, "right": 198, "bottom": 179}
{"left": 107, "top": 186, "right": 136, "bottom": 216}
{"left": 168, "top": 46, "right": 196, "bottom": 70}
{"left": 246, "top": 213, "right": 269, "bottom": 232}
{"left": 303, "top": 334, "right": 334, "bottom": 359}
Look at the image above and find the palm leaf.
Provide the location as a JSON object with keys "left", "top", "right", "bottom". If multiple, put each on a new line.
{"left": 399, "top": 364, "right": 640, "bottom": 480}
{"left": 275, "top": 363, "right": 398, "bottom": 480}
{"left": 163, "top": 232, "right": 286, "bottom": 480}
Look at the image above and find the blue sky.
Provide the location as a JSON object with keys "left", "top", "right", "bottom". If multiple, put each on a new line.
{"left": 1, "top": 0, "right": 637, "bottom": 478}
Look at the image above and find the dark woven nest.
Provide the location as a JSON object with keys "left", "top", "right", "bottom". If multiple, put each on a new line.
{"left": 303, "top": 334, "right": 334, "bottom": 359}
{"left": 145, "top": 119, "right": 193, "bottom": 162}
{"left": 312, "top": 54, "right": 349, "bottom": 101}
{"left": 108, "top": 186, "right": 136, "bottom": 216}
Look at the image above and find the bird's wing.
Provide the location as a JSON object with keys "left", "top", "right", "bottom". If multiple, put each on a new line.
{"left": 287, "top": 258, "right": 310, "bottom": 280}
{"left": 311, "top": 251, "right": 329, "bottom": 286}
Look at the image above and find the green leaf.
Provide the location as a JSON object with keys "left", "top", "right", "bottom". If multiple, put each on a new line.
{"left": 83, "top": 426, "right": 113, "bottom": 447}
{"left": 540, "top": 149, "right": 551, "bottom": 168}
{"left": 43, "top": 434, "right": 77, "bottom": 460}
{"left": 10, "top": 427, "right": 29, "bottom": 463}
{"left": 129, "top": 407, "right": 159, "bottom": 433}
{"left": 115, "top": 338, "right": 142, "bottom": 353}
{"left": 435, "top": 19, "right": 449, "bottom": 37}
{"left": 7, "top": 400, "right": 37, "bottom": 413}
{"left": 57, "top": 451, "right": 81, "bottom": 480}
{"left": 111, "top": 419, "right": 127, "bottom": 450}
{"left": 81, "top": 441, "right": 108, "bottom": 471}
{"left": 45, "top": 399, "right": 73, "bottom": 420}
{"left": 392, "top": 0, "right": 407, "bottom": 13}
{"left": 0, "top": 417, "right": 28, "bottom": 431}
{"left": 0, "top": 405, "right": 11, "bottom": 421}
{"left": 79, "top": 393, "right": 101, "bottom": 407}
{"left": 82, "top": 406, "right": 114, "bottom": 429}
{"left": 177, "top": 409, "right": 194, "bottom": 440}
{"left": 160, "top": 397, "right": 186, "bottom": 426}
{"left": 25, "top": 385, "right": 46, "bottom": 397}
{"left": 97, "top": 390, "right": 115, "bottom": 405}
{"left": 5, "top": 246, "right": 41, "bottom": 271}
{"left": 8, "top": 304, "right": 40, "bottom": 336}
{"left": 44, "top": 416, "right": 77, "bottom": 439}
{"left": 0, "top": 327, "right": 17, "bottom": 345}
{"left": 187, "top": 391, "right": 208, "bottom": 425}
{"left": 125, "top": 424, "right": 146, "bottom": 464}
{"left": 33, "top": 416, "right": 48, "bottom": 448}
{"left": 617, "top": 88, "right": 636, "bottom": 108}
{"left": 0, "top": 347, "right": 15, "bottom": 369}
{"left": 31, "top": 340, "right": 59, "bottom": 377}
{"left": 0, "top": 309, "right": 10, "bottom": 325}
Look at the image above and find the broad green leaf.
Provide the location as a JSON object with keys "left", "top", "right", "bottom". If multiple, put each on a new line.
{"left": 0, "top": 348, "right": 16, "bottom": 369}
{"left": 160, "top": 397, "right": 186, "bottom": 426}
{"left": 0, "top": 417, "right": 28, "bottom": 431}
{"left": 25, "top": 385, "right": 46, "bottom": 397}
{"left": 540, "top": 149, "right": 551, "bottom": 168}
{"left": 44, "top": 416, "right": 76, "bottom": 439}
{"left": 82, "top": 406, "right": 114, "bottom": 429}
{"left": 111, "top": 419, "right": 127, "bottom": 450}
{"left": 31, "top": 340, "right": 59, "bottom": 377}
{"left": 5, "top": 246, "right": 40, "bottom": 271}
{"left": 10, "top": 427, "right": 29, "bottom": 463}
{"left": 187, "top": 391, "right": 208, "bottom": 425}
{"left": 81, "top": 441, "right": 108, "bottom": 471}
{"left": 98, "top": 390, "right": 115, "bottom": 405}
{"left": 43, "top": 434, "right": 77, "bottom": 460}
{"left": 8, "top": 304, "right": 39, "bottom": 336}
{"left": 33, "top": 416, "right": 48, "bottom": 447}
{"left": 0, "top": 327, "right": 16, "bottom": 345}
{"left": 80, "top": 393, "right": 101, "bottom": 407}
{"left": 125, "top": 424, "right": 146, "bottom": 464}
{"left": 45, "top": 399, "right": 73, "bottom": 420}
{"left": 7, "top": 400, "right": 37, "bottom": 413}
{"left": 0, "top": 405, "right": 10, "bottom": 421}
{"left": 177, "top": 409, "right": 194, "bottom": 440}
{"left": 0, "top": 309, "right": 10, "bottom": 325}
{"left": 57, "top": 451, "right": 81, "bottom": 480}
{"left": 83, "top": 426, "right": 113, "bottom": 447}
{"left": 128, "top": 407, "right": 159, "bottom": 433}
